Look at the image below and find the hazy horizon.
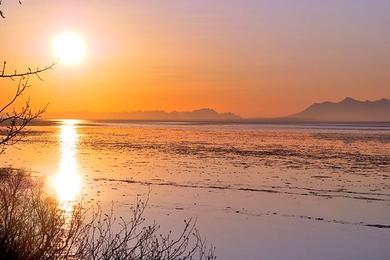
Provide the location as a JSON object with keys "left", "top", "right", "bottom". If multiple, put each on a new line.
{"left": 43, "top": 96, "right": 390, "bottom": 121}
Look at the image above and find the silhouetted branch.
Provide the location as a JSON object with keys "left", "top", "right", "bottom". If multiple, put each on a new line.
{"left": 75, "top": 193, "right": 216, "bottom": 260}
{"left": 0, "top": 0, "right": 22, "bottom": 19}
{"left": 0, "top": 60, "right": 55, "bottom": 154}
{"left": 0, "top": 74, "right": 48, "bottom": 154}
{"left": 0, "top": 1, "right": 57, "bottom": 154}
{"left": 0, "top": 61, "right": 57, "bottom": 80}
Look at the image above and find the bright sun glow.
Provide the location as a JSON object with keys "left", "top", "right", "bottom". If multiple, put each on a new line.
{"left": 52, "top": 32, "right": 87, "bottom": 65}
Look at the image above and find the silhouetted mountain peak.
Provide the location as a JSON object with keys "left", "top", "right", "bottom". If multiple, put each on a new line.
{"left": 341, "top": 97, "right": 358, "bottom": 103}
{"left": 378, "top": 98, "right": 390, "bottom": 103}
{"left": 290, "top": 97, "right": 390, "bottom": 122}
{"left": 192, "top": 108, "right": 219, "bottom": 115}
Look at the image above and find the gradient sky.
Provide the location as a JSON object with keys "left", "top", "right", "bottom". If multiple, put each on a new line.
{"left": 1, "top": 0, "right": 389, "bottom": 117}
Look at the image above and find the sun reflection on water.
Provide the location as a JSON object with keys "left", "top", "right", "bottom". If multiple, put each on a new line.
{"left": 51, "top": 120, "right": 82, "bottom": 211}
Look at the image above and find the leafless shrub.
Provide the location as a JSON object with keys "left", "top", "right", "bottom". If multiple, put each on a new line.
{"left": 0, "top": 168, "right": 84, "bottom": 260}
{"left": 75, "top": 198, "right": 216, "bottom": 260}
{"left": 0, "top": 169, "right": 216, "bottom": 260}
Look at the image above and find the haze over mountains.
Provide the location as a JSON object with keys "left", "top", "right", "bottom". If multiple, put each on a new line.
{"left": 46, "top": 108, "right": 241, "bottom": 121}
{"left": 46, "top": 97, "right": 390, "bottom": 122}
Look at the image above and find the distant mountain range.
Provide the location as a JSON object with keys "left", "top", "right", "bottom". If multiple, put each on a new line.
{"left": 46, "top": 108, "right": 241, "bottom": 121}
{"left": 288, "top": 97, "right": 390, "bottom": 122}
{"left": 46, "top": 97, "right": 390, "bottom": 123}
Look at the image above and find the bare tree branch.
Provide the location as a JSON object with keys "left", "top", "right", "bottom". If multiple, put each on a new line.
{"left": 0, "top": 64, "right": 54, "bottom": 154}
{"left": 0, "top": 1, "right": 57, "bottom": 154}
{"left": 0, "top": 0, "right": 23, "bottom": 19}
{"left": 0, "top": 61, "right": 57, "bottom": 80}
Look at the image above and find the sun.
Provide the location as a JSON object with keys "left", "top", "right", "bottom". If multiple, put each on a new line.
{"left": 52, "top": 32, "right": 87, "bottom": 65}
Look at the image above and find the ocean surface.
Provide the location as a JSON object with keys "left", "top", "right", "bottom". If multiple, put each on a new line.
{"left": 1, "top": 120, "right": 390, "bottom": 259}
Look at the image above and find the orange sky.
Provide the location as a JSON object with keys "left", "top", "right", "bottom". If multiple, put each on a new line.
{"left": 1, "top": 0, "right": 389, "bottom": 118}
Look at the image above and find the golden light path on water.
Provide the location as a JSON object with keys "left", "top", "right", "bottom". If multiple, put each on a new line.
{"left": 51, "top": 119, "right": 82, "bottom": 212}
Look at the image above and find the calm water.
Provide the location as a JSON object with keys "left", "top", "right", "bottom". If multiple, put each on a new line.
{"left": 1, "top": 120, "right": 390, "bottom": 259}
